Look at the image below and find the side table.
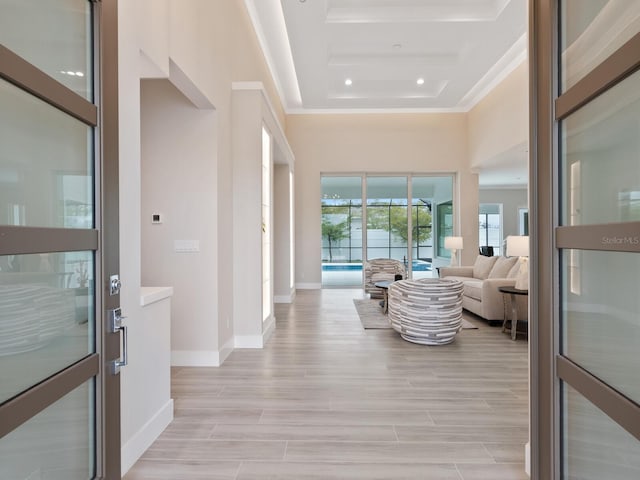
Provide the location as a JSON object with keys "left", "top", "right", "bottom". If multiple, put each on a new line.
{"left": 374, "top": 280, "right": 393, "bottom": 313}
{"left": 498, "top": 286, "right": 528, "bottom": 340}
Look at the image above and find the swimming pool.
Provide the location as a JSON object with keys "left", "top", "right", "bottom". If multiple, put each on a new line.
{"left": 322, "top": 260, "right": 432, "bottom": 272}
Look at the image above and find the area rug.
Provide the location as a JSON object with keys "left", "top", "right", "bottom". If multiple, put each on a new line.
{"left": 353, "top": 299, "right": 478, "bottom": 330}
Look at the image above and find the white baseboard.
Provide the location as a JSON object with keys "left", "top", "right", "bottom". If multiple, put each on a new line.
{"left": 263, "top": 315, "right": 275, "bottom": 344}
{"left": 525, "top": 441, "right": 530, "bottom": 477}
{"left": 171, "top": 350, "right": 222, "bottom": 366}
{"left": 121, "top": 399, "right": 174, "bottom": 475}
{"left": 274, "top": 288, "right": 296, "bottom": 303}
{"left": 234, "top": 315, "right": 276, "bottom": 349}
{"left": 296, "top": 282, "right": 321, "bottom": 290}
{"left": 218, "top": 336, "right": 234, "bottom": 366}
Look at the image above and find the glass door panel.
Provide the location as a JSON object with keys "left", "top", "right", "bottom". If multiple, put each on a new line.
{"left": 561, "top": 69, "right": 640, "bottom": 226}
{"left": 411, "top": 176, "right": 453, "bottom": 278}
{"left": 366, "top": 177, "right": 408, "bottom": 265}
{"left": 0, "top": 0, "right": 94, "bottom": 100}
{"left": 436, "top": 201, "right": 453, "bottom": 259}
{"left": 560, "top": 0, "right": 640, "bottom": 93}
{"left": 321, "top": 176, "right": 363, "bottom": 287}
{"left": 562, "top": 382, "right": 640, "bottom": 479}
{"left": 0, "top": 380, "right": 95, "bottom": 479}
{"left": 0, "top": 78, "right": 94, "bottom": 229}
{"left": 561, "top": 249, "right": 640, "bottom": 404}
{"left": 0, "top": 251, "right": 95, "bottom": 403}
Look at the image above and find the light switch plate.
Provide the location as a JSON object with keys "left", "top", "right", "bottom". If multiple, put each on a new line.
{"left": 174, "top": 240, "right": 200, "bottom": 253}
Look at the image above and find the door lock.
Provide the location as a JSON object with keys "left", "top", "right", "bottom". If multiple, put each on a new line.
{"left": 109, "top": 274, "right": 121, "bottom": 296}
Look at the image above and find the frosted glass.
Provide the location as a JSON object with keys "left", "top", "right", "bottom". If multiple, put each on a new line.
{"left": 0, "top": 0, "right": 93, "bottom": 100}
{"left": 0, "top": 381, "right": 95, "bottom": 480}
{"left": 0, "top": 252, "right": 95, "bottom": 403}
{"left": 562, "top": 250, "right": 640, "bottom": 404}
{"left": 562, "top": 383, "right": 640, "bottom": 480}
{"left": 560, "top": 0, "right": 640, "bottom": 92}
{"left": 561, "top": 69, "right": 640, "bottom": 226}
{"left": 0, "top": 79, "right": 93, "bottom": 228}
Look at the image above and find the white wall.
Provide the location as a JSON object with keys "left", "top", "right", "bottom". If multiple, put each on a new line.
{"left": 118, "top": 0, "right": 289, "bottom": 472}
{"left": 467, "top": 61, "right": 529, "bottom": 169}
{"left": 140, "top": 79, "right": 220, "bottom": 361}
{"left": 121, "top": 290, "right": 173, "bottom": 474}
{"left": 286, "top": 113, "right": 479, "bottom": 286}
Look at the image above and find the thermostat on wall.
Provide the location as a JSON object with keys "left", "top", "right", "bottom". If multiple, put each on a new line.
{"left": 152, "top": 213, "right": 163, "bottom": 224}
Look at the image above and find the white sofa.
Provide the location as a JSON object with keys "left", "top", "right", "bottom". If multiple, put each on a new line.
{"left": 439, "top": 255, "right": 528, "bottom": 323}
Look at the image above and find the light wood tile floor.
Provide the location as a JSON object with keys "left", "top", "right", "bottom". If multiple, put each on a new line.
{"left": 125, "top": 289, "right": 529, "bottom": 480}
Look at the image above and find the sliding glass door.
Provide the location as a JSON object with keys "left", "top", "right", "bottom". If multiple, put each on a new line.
{"left": 411, "top": 176, "right": 452, "bottom": 279}
{"left": 366, "top": 177, "right": 408, "bottom": 264}
{"left": 321, "top": 174, "right": 453, "bottom": 286}
{"left": 321, "top": 177, "right": 363, "bottom": 287}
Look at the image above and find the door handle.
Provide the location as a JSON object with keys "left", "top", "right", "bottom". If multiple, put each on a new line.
{"left": 108, "top": 307, "right": 128, "bottom": 375}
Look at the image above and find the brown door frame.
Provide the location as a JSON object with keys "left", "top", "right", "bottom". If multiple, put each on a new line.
{"left": 100, "top": 0, "right": 121, "bottom": 478}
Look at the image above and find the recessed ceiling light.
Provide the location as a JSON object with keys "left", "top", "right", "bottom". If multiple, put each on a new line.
{"left": 345, "top": 78, "right": 353, "bottom": 86}
{"left": 417, "top": 78, "right": 425, "bottom": 85}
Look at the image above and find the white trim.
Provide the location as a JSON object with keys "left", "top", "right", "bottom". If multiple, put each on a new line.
{"left": 296, "top": 282, "right": 321, "bottom": 290}
{"left": 234, "top": 315, "right": 276, "bottom": 348}
{"left": 218, "top": 336, "right": 235, "bottom": 365}
{"left": 140, "top": 286, "right": 173, "bottom": 307}
{"left": 234, "top": 335, "right": 264, "bottom": 349}
{"left": 242, "top": 0, "right": 302, "bottom": 110}
{"left": 263, "top": 315, "right": 276, "bottom": 344}
{"left": 121, "top": 399, "right": 174, "bottom": 475}
{"left": 286, "top": 106, "right": 468, "bottom": 115}
{"left": 458, "top": 34, "right": 527, "bottom": 111}
{"left": 525, "top": 442, "right": 530, "bottom": 476}
{"left": 171, "top": 350, "right": 222, "bottom": 367}
{"left": 232, "top": 81, "right": 295, "bottom": 165}
{"left": 168, "top": 59, "right": 214, "bottom": 110}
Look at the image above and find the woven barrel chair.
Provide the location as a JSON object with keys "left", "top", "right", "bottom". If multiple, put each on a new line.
{"left": 388, "top": 278, "right": 464, "bottom": 345}
{"left": 363, "top": 258, "right": 407, "bottom": 299}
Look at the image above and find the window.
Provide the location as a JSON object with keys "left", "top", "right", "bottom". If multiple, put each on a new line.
{"left": 479, "top": 204, "right": 502, "bottom": 256}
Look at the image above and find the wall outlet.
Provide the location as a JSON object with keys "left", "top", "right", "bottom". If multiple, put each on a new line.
{"left": 151, "top": 213, "right": 163, "bottom": 224}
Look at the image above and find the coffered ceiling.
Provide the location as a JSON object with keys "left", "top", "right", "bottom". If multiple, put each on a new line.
{"left": 245, "top": 0, "right": 527, "bottom": 112}
{"left": 245, "top": 0, "right": 529, "bottom": 187}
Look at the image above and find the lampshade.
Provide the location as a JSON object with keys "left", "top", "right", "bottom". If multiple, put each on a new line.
{"left": 506, "top": 235, "right": 529, "bottom": 258}
{"left": 444, "top": 236, "right": 463, "bottom": 250}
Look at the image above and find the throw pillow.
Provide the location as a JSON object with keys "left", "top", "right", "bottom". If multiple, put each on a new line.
{"left": 472, "top": 255, "right": 498, "bottom": 280}
{"left": 488, "top": 256, "right": 518, "bottom": 278}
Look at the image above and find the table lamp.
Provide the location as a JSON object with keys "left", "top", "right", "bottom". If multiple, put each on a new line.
{"left": 506, "top": 235, "right": 529, "bottom": 290}
{"left": 444, "top": 236, "right": 463, "bottom": 267}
